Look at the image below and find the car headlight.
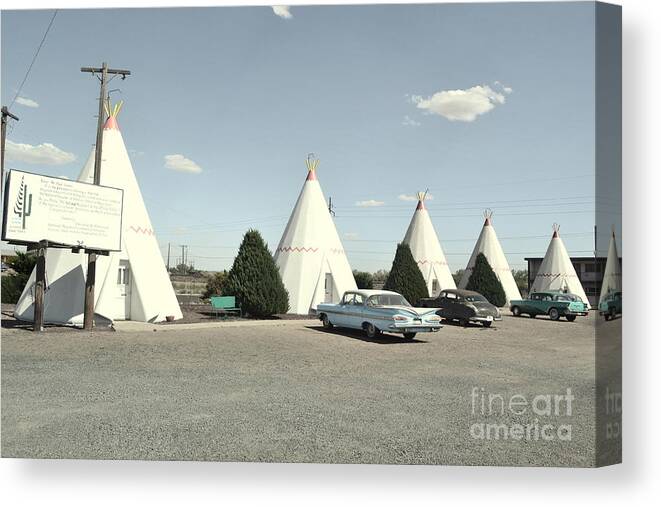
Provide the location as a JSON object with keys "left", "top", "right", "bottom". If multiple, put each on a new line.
{"left": 393, "top": 315, "right": 409, "bottom": 321}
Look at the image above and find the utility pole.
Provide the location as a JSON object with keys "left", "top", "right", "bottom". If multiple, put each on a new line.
{"left": 80, "top": 62, "right": 130, "bottom": 330}
{"left": 179, "top": 244, "right": 189, "bottom": 271}
{"left": 328, "top": 196, "right": 335, "bottom": 216}
{"left": 1, "top": 106, "right": 19, "bottom": 196}
{"left": 166, "top": 242, "right": 171, "bottom": 272}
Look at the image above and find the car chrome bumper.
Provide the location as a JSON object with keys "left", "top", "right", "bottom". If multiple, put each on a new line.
{"left": 470, "top": 315, "right": 502, "bottom": 323}
{"left": 387, "top": 323, "right": 442, "bottom": 333}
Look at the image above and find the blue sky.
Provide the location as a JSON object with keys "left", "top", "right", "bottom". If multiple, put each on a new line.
{"left": 2, "top": 3, "right": 614, "bottom": 272}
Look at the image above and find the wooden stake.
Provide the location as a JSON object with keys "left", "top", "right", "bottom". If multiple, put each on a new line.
{"left": 33, "top": 240, "right": 47, "bottom": 332}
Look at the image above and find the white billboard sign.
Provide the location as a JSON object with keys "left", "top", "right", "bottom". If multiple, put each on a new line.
{"left": 2, "top": 170, "right": 123, "bottom": 251}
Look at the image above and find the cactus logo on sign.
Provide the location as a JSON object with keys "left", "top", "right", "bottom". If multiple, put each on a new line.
{"left": 12, "top": 176, "right": 33, "bottom": 230}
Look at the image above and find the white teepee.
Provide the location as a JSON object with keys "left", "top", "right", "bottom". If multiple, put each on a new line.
{"left": 274, "top": 155, "right": 357, "bottom": 314}
{"left": 459, "top": 211, "right": 522, "bottom": 306}
{"left": 599, "top": 228, "right": 621, "bottom": 303}
{"left": 402, "top": 191, "right": 455, "bottom": 297}
{"left": 530, "top": 224, "right": 590, "bottom": 307}
{"left": 14, "top": 101, "right": 182, "bottom": 326}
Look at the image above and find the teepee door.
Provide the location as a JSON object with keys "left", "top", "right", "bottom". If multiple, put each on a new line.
{"left": 324, "top": 273, "right": 334, "bottom": 303}
{"left": 115, "top": 260, "right": 131, "bottom": 320}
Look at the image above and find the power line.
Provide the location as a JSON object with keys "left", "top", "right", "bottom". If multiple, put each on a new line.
{"left": 9, "top": 10, "right": 58, "bottom": 109}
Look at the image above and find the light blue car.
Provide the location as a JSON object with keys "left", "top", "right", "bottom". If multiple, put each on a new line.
{"left": 317, "top": 289, "right": 442, "bottom": 340}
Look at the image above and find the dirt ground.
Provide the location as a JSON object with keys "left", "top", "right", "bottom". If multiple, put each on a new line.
{"left": 1, "top": 311, "right": 620, "bottom": 466}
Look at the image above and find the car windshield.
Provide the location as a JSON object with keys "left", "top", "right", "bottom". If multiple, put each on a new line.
{"left": 367, "top": 294, "right": 411, "bottom": 307}
{"left": 464, "top": 295, "right": 487, "bottom": 302}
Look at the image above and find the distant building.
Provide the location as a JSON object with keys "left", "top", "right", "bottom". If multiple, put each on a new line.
{"left": 525, "top": 256, "right": 621, "bottom": 307}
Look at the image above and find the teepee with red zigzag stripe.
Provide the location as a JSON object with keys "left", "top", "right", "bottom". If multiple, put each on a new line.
{"left": 459, "top": 211, "right": 522, "bottom": 306}
{"left": 599, "top": 228, "right": 621, "bottom": 304}
{"left": 15, "top": 101, "right": 182, "bottom": 326}
{"left": 402, "top": 191, "right": 456, "bottom": 297}
{"left": 530, "top": 224, "right": 590, "bottom": 308}
{"left": 274, "top": 155, "right": 356, "bottom": 314}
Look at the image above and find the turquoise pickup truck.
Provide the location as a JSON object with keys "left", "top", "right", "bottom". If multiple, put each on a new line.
{"left": 510, "top": 291, "right": 589, "bottom": 322}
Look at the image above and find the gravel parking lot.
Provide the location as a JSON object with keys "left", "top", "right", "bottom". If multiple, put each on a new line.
{"left": 1, "top": 313, "right": 614, "bottom": 466}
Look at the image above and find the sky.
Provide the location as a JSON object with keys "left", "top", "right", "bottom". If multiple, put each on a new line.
{"left": 1, "top": 3, "right": 620, "bottom": 273}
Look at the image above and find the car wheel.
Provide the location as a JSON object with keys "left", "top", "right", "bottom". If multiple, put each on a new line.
{"left": 364, "top": 322, "right": 379, "bottom": 339}
{"left": 403, "top": 332, "right": 417, "bottom": 340}
{"left": 549, "top": 308, "right": 560, "bottom": 321}
{"left": 604, "top": 313, "right": 611, "bottom": 321}
{"left": 529, "top": 314, "right": 536, "bottom": 318}
{"left": 566, "top": 315, "right": 577, "bottom": 322}
{"left": 482, "top": 321, "right": 492, "bottom": 328}
{"left": 511, "top": 306, "right": 521, "bottom": 317}
{"left": 610, "top": 308, "right": 617, "bottom": 320}
{"left": 459, "top": 318, "right": 469, "bottom": 327}
{"left": 321, "top": 314, "right": 333, "bottom": 329}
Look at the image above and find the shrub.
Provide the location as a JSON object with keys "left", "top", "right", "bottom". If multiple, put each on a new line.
{"left": 353, "top": 270, "right": 374, "bottom": 289}
{"left": 202, "top": 270, "right": 229, "bottom": 300}
{"left": 512, "top": 269, "right": 529, "bottom": 296}
{"left": 452, "top": 269, "right": 465, "bottom": 287}
{"left": 383, "top": 243, "right": 428, "bottom": 305}
{"left": 1, "top": 252, "right": 37, "bottom": 304}
{"left": 224, "top": 229, "right": 289, "bottom": 317}
{"left": 466, "top": 253, "right": 507, "bottom": 307}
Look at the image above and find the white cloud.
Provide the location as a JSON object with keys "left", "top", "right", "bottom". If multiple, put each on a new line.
{"left": 355, "top": 199, "right": 385, "bottom": 207}
{"left": 344, "top": 232, "right": 360, "bottom": 240}
{"left": 494, "top": 81, "right": 513, "bottom": 94}
{"left": 411, "top": 84, "right": 510, "bottom": 122}
{"left": 272, "top": 6, "right": 292, "bottom": 19}
{"left": 5, "top": 140, "right": 76, "bottom": 165}
{"left": 402, "top": 115, "right": 421, "bottom": 127}
{"left": 398, "top": 193, "right": 434, "bottom": 202}
{"left": 164, "top": 154, "right": 202, "bottom": 174}
{"left": 15, "top": 96, "right": 39, "bottom": 108}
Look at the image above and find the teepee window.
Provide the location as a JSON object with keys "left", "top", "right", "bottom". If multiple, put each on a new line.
{"left": 117, "top": 266, "right": 129, "bottom": 285}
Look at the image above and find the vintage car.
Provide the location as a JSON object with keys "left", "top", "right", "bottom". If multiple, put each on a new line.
{"left": 317, "top": 289, "right": 442, "bottom": 340}
{"left": 599, "top": 291, "right": 622, "bottom": 321}
{"left": 418, "top": 289, "right": 502, "bottom": 327}
{"left": 510, "top": 291, "right": 588, "bottom": 321}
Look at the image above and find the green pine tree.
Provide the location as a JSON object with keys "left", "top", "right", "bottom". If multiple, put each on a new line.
{"left": 466, "top": 253, "right": 507, "bottom": 307}
{"left": 224, "top": 229, "right": 289, "bottom": 317}
{"left": 383, "top": 243, "right": 428, "bottom": 305}
{"left": 1, "top": 251, "right": 37, "bottom": 304}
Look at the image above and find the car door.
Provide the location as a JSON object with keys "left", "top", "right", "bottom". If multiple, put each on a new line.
{"left": 348, "top": 292, "right": 366, "bottom": 329}
{"left": 539, "top": 294, "right": 554, "bottom": 315}
{"left": 443, "top": 292, "right": 462, "bottom": 320}
{"left": 333, "top": 293, "right": 353, "bottom": 327}
{"left": 526, "top": 293, "right": 541, "bottom": 315}
{"left": 435, "top": 292, "right": 451, "bottom": 319}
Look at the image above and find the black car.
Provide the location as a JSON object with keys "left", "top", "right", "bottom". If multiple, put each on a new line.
{"left": 418, "top": 289, "right": 502, "bottom": 327}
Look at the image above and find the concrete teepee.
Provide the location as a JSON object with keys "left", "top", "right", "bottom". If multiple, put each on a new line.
{"left": 402, "top": 191, "right": 455, "bottom": 297}
{"left": 15, "top": 101, "right": 182, "bottom": 326}
{"left": 274, "top": 155, "right": 357, "bottom": 314}
{"left": 599, "top": 228, "right": 622, "bottom": 304}
{"left": 530, "top": 224, "right": 590, "bottom": 307}
{"left": 459, "top": 211, "right": 521, "bottom": 306}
